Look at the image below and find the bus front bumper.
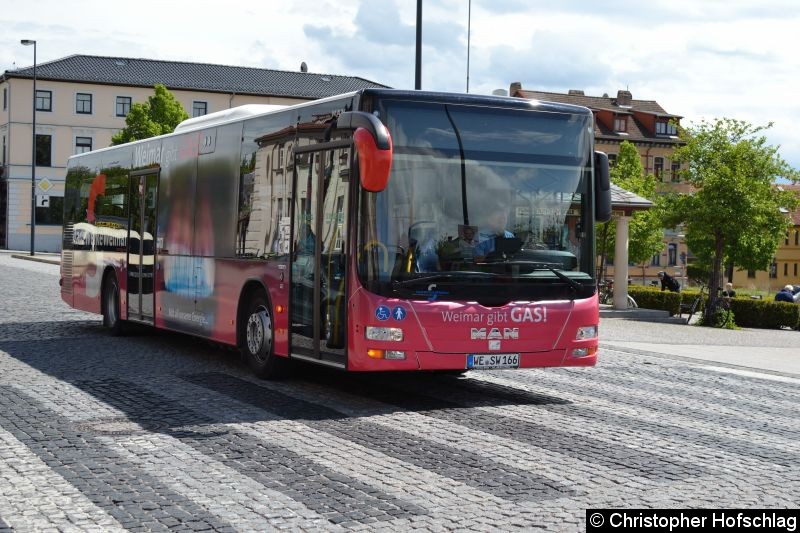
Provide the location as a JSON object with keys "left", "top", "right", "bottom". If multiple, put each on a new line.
{"left": 348, "top": 346, "right": 597, "bottom": 371}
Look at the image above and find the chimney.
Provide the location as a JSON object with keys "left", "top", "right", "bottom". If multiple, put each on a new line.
{"left": 509, "top": 81, "right": 522, "bottom": 97}
{"left": 300, "top": 61, "right": 308, "bottom": 73}
{"left": 616, "top": 90, "right": 632, "bottom": 106}
{"left": 568, "top": 89, "right": 584, "bottom": 96}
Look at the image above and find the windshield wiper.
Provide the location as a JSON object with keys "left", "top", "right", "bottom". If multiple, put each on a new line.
{"left": 528, "top": 265, "right": 584, "bottom": 293}
{"left": 391, "top": 271, "right": 497, "bottom": 288}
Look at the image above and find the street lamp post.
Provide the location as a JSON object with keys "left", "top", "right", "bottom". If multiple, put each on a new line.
{"left": 415, "top": 0, "right": 422, "bottom": 90}
{"left": 21, "top": 39, "right": 36, "bottom": 256}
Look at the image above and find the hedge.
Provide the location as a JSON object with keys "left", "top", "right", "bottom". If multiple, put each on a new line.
{"left": 627, "top": 285, "right": 800, "bottom": 329}
{"left": 627, "top": 286, "right": 681, "bottom": 315}
{"left": 728, "top": 299, "right": 800, "bottom": 329}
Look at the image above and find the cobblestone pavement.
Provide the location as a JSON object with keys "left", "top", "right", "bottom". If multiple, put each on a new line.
{"left": 1, "top": 254, "right": 799, "bottom": 531}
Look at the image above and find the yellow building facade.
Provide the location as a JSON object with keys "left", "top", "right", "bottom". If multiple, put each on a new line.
{"left": 731, "top": 186, "right": 800, "bottom": 294}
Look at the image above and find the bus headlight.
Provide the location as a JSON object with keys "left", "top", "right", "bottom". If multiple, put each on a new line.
{"left": 575, "top": 325, "right": 597, "bottom": 340}
{"left": 365, "top": 326, "right": 403, "bottom": 341}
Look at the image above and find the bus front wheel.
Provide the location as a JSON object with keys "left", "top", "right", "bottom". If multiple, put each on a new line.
{"left": 102, "top": 272, "right": 125, "bottom": 336}
{"left": 241, "top": 293, "right": 290, "bottom": 379}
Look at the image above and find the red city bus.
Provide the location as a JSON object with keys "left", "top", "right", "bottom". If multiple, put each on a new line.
{"left": 60, "top": 89, "right": 611, "bottom": 378}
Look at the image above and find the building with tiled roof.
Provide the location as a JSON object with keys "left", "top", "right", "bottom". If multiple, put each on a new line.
{"left": 0, "top": 54, "right": 388, "bottom": 251}
{"left": 510, "top": 82, "right": 689, "bottom": 286}
{"left": 510, "top": 83, "right": 685, "bottom": 187}
{"left": 5, "top": 55, "right": 386, "bottom": 100}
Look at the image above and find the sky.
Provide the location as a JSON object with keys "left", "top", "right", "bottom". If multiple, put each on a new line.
{"left": 2, "top": 0, "right": 799, "bottom": 171}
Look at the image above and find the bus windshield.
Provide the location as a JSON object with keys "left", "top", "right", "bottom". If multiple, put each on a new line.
{"left": 358, "top": 99, "right": 595, "bottom": 303}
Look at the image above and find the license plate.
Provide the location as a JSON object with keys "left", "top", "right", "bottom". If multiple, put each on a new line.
{"left": 467, "top": 353, "right": 520, "bottom": 370}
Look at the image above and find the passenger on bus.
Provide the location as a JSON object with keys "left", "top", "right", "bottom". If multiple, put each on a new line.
{"left": 297, "top": 223, "right": 316, "bottom": 254}
{"left": 457, "top": 224, "right": 478, "bottom": 261}
{"left": 414, "top": 228, "right": 440, "bottom": 272}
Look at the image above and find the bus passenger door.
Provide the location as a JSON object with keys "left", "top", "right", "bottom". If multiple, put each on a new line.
{"left": 127, "top": 169, "right": 158, "bottom": 323}
{"left": 290, "top": 144, "right": 349, "bottom": 366}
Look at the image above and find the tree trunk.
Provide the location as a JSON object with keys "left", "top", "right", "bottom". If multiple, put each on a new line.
{"left": 704, "top": 233, "right": 725, "bottom": 325}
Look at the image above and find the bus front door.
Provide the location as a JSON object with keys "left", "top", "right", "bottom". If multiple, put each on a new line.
{"left": 289, "top": 144, "right": 349, "bottom": 367}
{"left": 127, "top": 170, "right": 158, "bottom": 323}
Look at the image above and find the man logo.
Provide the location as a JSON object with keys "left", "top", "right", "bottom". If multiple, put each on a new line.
{"left": 470, "top": 327, "right": 519, "bottom": 340}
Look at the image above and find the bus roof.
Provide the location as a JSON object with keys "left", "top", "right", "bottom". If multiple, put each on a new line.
{"left": 360, "top": 88, "right": 593, "bottom": 117}
{"left": 173, "top": 104, "right": 288, "bottom": 133}
{"left": 68, "top": 89, "right": 591, "bottom": 164}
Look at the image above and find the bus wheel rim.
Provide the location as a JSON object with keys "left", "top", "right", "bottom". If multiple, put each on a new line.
{"left": 246, "top": 308, "right": 272, "bottom": 359}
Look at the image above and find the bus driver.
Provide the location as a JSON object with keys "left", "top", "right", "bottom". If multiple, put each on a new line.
{"left": 474, "top": 204, "right": 515, "bottom": 260}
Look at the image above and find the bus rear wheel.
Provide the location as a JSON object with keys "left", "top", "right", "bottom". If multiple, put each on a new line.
{"left": 241, "top": 293, "right": 290, "bottom": 379}
{"left": 102, "top": 272, "right": 125, "bottom": 336}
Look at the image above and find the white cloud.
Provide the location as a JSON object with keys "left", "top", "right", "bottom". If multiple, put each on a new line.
{"left": 2, "top": 0, "right": 798, "bottom": 169}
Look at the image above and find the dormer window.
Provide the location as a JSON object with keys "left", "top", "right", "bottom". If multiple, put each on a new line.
{"left": 656, "top": 121, "right": 677, "bottom": 136}
{"left": 614, "top": 116, "right": 627, "bottom": 132}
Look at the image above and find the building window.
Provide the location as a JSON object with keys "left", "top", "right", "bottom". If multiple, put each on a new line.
{"left": 655, "top": 121, "right": 677, "bottom": 136}
{"left": 795, "top": 263, "right": 798, "bottom": 277}
{"left": 35, "top": 196, "right": 64, "bottom": 225}
{"left": 2, "top": 87, "right": 6, "bottom": 110}
{"left": 116, "top": 96, "right": 132, "bottom": 117}
{"left": 36, "top": 90, "right": 52, "bottom": 111}
{"left": 667, "top": 243, "right": 677, "bottom": 266}
{"left": 769, "top": 261, "right": 777, "bottom": 279}
{"left": 607, "top": 153, "right": 617, "bottom": 167}
{"left": 35, "top": 134, "right": 51, "bottom": 166}
{"left": 76, "top": 93, "right": 92, "bottom": 114}
{"left": 784, "top": 263, "right": 789, "bottom": 276}
{"left": 796, "top": 230, "right": 799, "bottom": 246}
{"left": 192, "top": 101, "right": 208, "bottom": 117}
{"left": 651, "top": 253, "right": 660, "bottom": 267}
{"left": 654, "top": 157, "right": 664, "bottom": 179}
{"left": 670, "top": 161, "right": 681, "bottom": 182}
{"left": 75, "top": 136, "right": 92, "bottom": 154}
{"left": 614, "top": 116, "right": 627, "bottom": 132}
{"left": 747, "top": 269, "right": 756, "bottom": 279}
{"left": 2, "top": 135, "right": 6, "bottom": 166}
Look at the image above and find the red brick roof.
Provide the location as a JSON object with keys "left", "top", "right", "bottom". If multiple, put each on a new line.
{"left": 515, "top": 88, "right": 677, "bottom": 116}
{"left": 779, "top": 184, "right": 800, "bottom": 225}
{"left": 510, "top": 85, "right": 683, "bottom": 146}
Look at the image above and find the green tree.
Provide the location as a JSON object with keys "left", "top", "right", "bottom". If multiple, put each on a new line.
{"left": 597, "top": 141, "right": 664, "bottom": 280}
{"left": 111, "top": 84, "right": 189, "bottom": 145}
{"left": 664, "top": 118, "right": 799, "bottom": 325}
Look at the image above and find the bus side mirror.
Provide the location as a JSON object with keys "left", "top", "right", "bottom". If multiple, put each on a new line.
{"left": 335, "top": 111, "right": 393, "bottom": 192}
{"left": 354, "top": 127, "right": 392, "bottom": 192}
{"left": 594, "top": 151, "right": 612, "bottom": 222}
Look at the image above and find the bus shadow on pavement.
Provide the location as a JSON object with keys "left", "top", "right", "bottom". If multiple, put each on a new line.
{"left": 1, "top": 320, "right": 571, "bottom": 430}
{"left": 295, "top": 366, "right": 573, "bottom": 410}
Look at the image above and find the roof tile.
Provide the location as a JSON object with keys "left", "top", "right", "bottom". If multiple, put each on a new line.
{"left": 5, "top": 54, "right": 388, "bottom": 99}
{"left": 515, "top": 88, "right": 682, "bottom": 145}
